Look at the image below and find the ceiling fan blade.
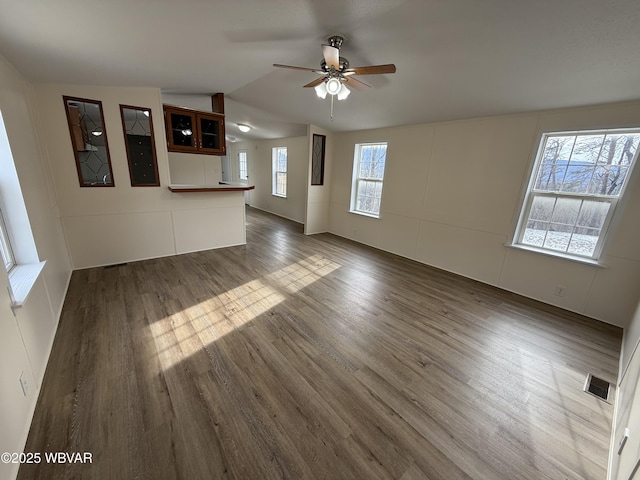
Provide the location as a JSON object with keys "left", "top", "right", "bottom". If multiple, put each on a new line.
{"left": 345, "top": 76, "right": 370, "bottom": 90}
{"left": 273, "top": 64, "right": 324, "bottom": 74}
{"left": 343, "top": 64, "right": 397, "bottom": 75}
{"left": 303, "top": 77, "right": 326, "bottom": 88}
{"left": 321, "top": 44, "right": 340, "bottom": 69}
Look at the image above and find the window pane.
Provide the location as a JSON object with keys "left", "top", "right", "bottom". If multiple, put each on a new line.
{"left": 550, "top": 197, "right": 581, "bottom": 226}
{"left": 359, "top": 144, "right": 386, "bottom": 180}
{"left": 560, "top": 164, "right": 595, "bottom": 193}
{"left": 359, "top": 158, "right": 371, "bottom": 178}
{"left": 276, "top": 172, "right": 286, "bottom": 196}
{"left": 356, "top": 179, "right": 382, "bottom": 214}
{"left": 523, "top": 221, "right": 548, "bottom": 247}
{"left": 589, "top": 164, "right": 627, "bottom": 196}
{"left": 567, "top": 228, "right": 601, "bottom": 256}
{"left": 529, "top": 196, "right": 555, "bottom": 222}
{"left": 278, "top": 150, "right": 287, "bottom": 171}
{"left": 536, "top": 136, "right": 574, "bottom": 191}
{"left": 543, "top": 223, "right": 573, "bottom": 252}
{"left": 575, "top": 200, "right": 610, "bottom": 229}
{"left": 600, "top": 134, "right": 640, "bottom": 166}
{"left": 571, "top": 135, "right": 603, "bottom": 164}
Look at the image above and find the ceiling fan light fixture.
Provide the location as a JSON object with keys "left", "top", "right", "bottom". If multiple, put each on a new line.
{"left": 237, "top": 124, "right": 251, "bottom": 133}
{"left": 326, "top": 77, "right": 342, "bottom": 96}
{"left": 314, "top": 82, "right": 328, "bottom": 99}
{"left": 337, "top": 84, "right": 350, "bottom": 100}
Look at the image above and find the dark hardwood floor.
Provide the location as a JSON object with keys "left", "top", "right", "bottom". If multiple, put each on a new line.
{"left": 19, "top": 207, "right": 622, "bottom": 479}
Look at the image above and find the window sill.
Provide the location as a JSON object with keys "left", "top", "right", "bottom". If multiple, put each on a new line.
{"left": 506, "top": 244, "right": 605, "bottom": 268}
{"left": 349, "top": 210, "right": 380, "bottom": 219}
{"left": 272, "top": 193, "right": 287, "bottom": 198}
{"left": 8, "top": 260, "right": 46, "bottom": 309}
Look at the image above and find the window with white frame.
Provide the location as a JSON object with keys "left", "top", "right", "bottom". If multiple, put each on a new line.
{"left": 272, "top": 146, "right": 287, "bottom": 197}
{"left": 350, "top": 142, "right": 388, "bottom": 217}
{"left": 0, "top": 109, "right": 46, "bottom": 307}
{"left": 513, "top": 128, "right": 640, "bottom": 261}
{"left": 238, "top": 150, "right": 248, "bottom": 181}
{"left": 0, "top": 206, "right": 15, "bottom": 272}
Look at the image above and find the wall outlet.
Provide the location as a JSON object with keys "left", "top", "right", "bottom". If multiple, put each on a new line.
{"left": 555, "top": 285, "right": 567, "bottom": 297}
{"left": 19, "top": 371, "right": 28, "bottom": 396}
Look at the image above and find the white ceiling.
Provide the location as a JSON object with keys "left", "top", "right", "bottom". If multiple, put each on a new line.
{"left": 1, "top": 0, "right": 639, "bottom": 141}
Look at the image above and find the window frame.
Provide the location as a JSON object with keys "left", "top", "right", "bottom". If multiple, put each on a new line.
{"left": 0, "top": 205, "right": 16, "bottom": 272}
{"left": 272, "top": 146, "right": 287, "bottom": 198}
{"left": 350, "top": 142, "right": 388, "bottom": 218}
{"left": 512, "top": 128, "right": 640, "bottom": 263}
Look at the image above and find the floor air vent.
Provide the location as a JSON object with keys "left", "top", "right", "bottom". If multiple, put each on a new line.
{"left": 584, "top": 373, "right": 611, "bottom": 402}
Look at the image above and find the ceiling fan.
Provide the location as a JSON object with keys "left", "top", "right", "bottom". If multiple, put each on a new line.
{"left": 273, "top": 35, "right": 396, "bottom": 104}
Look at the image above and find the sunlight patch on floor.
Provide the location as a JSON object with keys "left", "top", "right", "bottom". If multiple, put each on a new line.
{"left": 150, "top": 255, "right": 341, "bottom": 371}
{"left": 267, "top": 254, "right": 340, "bottom": 293}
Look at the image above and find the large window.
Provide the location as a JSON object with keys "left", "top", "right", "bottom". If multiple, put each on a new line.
{"left": 513, "top": 129, "right": 640, "bottom": 261}
{"left": 239, "top": 150, "right": 248, "bottom": 181}
{"left": 272, "top": 146, "right": 287, "bottom": 197}
{"left": 0, "top": 109, "right": 45, "bottom": 307}
{"left": 350, "top": 142, "right": 388, "bottom": 217}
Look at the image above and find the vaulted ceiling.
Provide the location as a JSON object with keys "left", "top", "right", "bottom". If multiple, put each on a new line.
{"left": 1, "top": 0, "right": 639, "bottom": 142}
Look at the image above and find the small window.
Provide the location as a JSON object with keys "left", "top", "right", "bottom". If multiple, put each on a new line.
{"left": 350, "top": 142, "right": 388, "bottom": 217}
{"left": 272, "top": 146, "right": 287, "bottom": 197}
{"left": 513, "top": 129, "right": 640, "bottom": 261}
{"left": 239, "top": 150, "right": 248, "bottom": 181}
{"left": 0, "top": 207, "right": 15, "bottom": 272}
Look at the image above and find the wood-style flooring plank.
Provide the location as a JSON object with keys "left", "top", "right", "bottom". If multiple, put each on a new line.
{"left": 19, "top": 207, "right": 621, "bottom": 479}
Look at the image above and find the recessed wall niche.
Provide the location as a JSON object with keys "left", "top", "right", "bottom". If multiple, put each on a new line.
{"left": 311, "top": 134, "right": 326, "bottom": 185}
{"left": 63, "top": 96, "right": 114, "bottom": 187}
{"left": 120, "top": 105, "right": 160, "bottom": 186}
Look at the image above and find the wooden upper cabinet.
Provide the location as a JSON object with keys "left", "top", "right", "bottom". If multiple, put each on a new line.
{"left": 164, "top": 105, "right": 226, "bottom": 156}
{"left": 67, "top": 104, "right": 88, "bottom": 151}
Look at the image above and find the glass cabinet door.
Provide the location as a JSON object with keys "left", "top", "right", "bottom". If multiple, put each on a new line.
{"left": 199, "top": 116, "right": 220, "bottom": 150}
{"left": 166, "top": 108, "right": 196, "bottom": 151}
{"left": 198, "top": 113, "right": 225, "bottom": 154}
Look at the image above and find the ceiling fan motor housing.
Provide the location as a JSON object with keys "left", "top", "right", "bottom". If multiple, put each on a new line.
{"left": 327, "top": 35, "right": 344, "bottom": 49}
{"left": 321, "top": 57, "right": 350, "bottom": 73}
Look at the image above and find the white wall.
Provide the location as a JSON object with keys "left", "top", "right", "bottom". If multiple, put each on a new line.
{"left": 239, "top": 136, "right": 308, "bottom": 224}
{"left": 33, "top": 84, "right": 247, "bottom": 269}
{"left": 329, "top": 102, "right": 640, "bottom": 327}
{"left": 0, "top": 55, "right": 72, "bottom": 480}
{"left": 168, "top": 152, "right": 222, "bottom": 185}
{"left": 610, "top": 299, "right": 640, "bottom": 480}
{"left": 305, "top": 125, "right": 333, "bottom": 235}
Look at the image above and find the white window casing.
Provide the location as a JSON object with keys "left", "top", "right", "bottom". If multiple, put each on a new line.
{"left": 512, "top": 128, "right": 640, "bottom": 262}
{"left": 350, "top": 142, "right": 388, "bottom": 218}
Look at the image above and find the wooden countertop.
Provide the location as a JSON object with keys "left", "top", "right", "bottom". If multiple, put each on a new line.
{"left": 168, "top": 184, "right": 255, "bottom": 193}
